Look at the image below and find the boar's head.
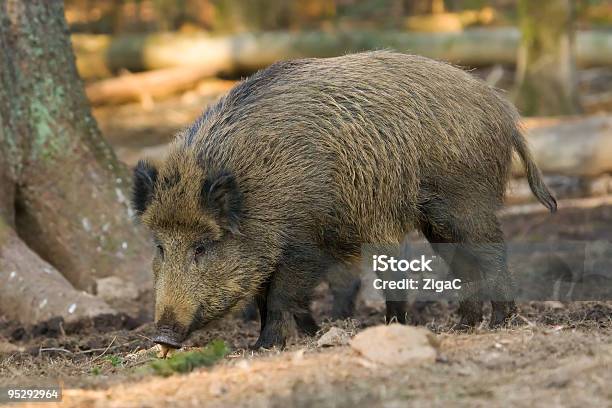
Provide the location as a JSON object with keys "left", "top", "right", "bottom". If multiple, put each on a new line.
{"left": 131, "top": 152, "right": 263, "bottom": 348}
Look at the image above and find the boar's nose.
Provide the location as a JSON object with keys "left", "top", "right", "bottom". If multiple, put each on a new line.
{"left": 153, "top": 326, "right": 185, "bottom": 349}
{"left": 154, "top": 309, "right": 188, "bottom": 348}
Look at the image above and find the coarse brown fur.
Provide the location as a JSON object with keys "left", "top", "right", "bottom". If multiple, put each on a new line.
{"left": 132, "top": 51, "right": 556, "bottom": 349}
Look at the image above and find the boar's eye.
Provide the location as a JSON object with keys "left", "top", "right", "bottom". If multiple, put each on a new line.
{"left": 194, "top": 240, "right": 212, "bottom": 260}
{"left": 156, "top": 244, "right": 165, "bottom": 259}
{"left": 194, "top": 244, "right": 207, "bottom": 259}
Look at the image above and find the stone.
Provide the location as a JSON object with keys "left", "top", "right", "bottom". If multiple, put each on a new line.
{"left": 317, "top": 327, "right": 350, "bottom": 347}
{"left": 350, "top": 324, "right": 437, "bottom": 366}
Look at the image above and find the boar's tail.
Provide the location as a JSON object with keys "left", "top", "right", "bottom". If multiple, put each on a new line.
{"left": 511, "top": 127, "right": 557, "bottom": 213}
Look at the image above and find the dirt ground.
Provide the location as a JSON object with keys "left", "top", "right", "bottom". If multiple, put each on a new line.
{"left": 1, "top": 300, "right": 611, "bottom": 407}
{"left": 1, "top": 72, "right": 612, "bottom": 407}
{"left": 1, "top": 198, "right": 612, "bottom": 407}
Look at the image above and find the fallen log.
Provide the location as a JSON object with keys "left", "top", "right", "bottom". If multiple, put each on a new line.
{"left": 513, "top": 115, "right": 612, "bottom": 177}
{"left": 73, "top": 29, "right": 612, "bottom": 79}
{"left": 500, "top": 194, "right": 612, "bottom": 217}
{"left": 506, "top": 174, "right": 612, "bottom": 205}
{"left": 85, "top": 66, "right": 229, "bottom": 105}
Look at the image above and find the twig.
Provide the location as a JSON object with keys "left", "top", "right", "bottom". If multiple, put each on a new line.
{"left": 76, "top": 338, "right": 139, "bottom": 355}
{"left": 137, "top": 333, "right": 155, "bottom": 342}
{"left": 125, "top": 357, "right": 156, "bottom": 369}
{"left": 89, "top": 336, "right": 117, "bottom": 364}
{"left": 77, "top": 346, "right": 118, "bottom": 355}
{"left": 38, "top": 347, "right": 73, "bottom": 355}
{"left": 516, "top": 314, "right": 537, "bottom": 328}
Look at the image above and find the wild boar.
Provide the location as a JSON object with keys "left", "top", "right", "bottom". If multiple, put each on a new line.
{"left": 131, "top": 51, "right": 556, "bottom": 349}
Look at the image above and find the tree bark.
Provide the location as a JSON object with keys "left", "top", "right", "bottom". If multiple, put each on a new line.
{"left": 0, "top": 0, "right": 152, "bottom": 324}
{"left": 514, "top": 0, "right": 582, "bottom": 116}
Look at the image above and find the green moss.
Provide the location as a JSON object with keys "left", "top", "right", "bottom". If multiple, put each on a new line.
{"left": 105, "top": 355, "right": 124, "bottom": 367}
{"left": 149, "top": 340, "right": 230, "bottom": 377}
{"left": 27, "top": 78, "right": 72, "bottom": 162}
{"left": 0, "top": 217, "right": 9, "bottom": 245}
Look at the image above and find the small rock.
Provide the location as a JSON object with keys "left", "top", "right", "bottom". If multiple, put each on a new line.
{"left": 350, "top": 324, "right": 437, "bottom": 366}
{"left": 317, "top": 327, "right": 350, "bottom": 347}
{"left": 95, "top": 276, "right": 139, "bottom": 302}
{"left": 0, "top": 341, "right": 22, "bottom": 354}
{"left": 543, "top": 301, "right": 565, "bottom": 310}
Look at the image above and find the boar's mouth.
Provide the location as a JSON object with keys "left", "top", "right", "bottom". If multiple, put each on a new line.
{"left": 153, "top": 305, "right": 211, "bottom": 349}
{"left": 153, "top": 308, "right": 191, "bottom": 349}
{"left": 153, "top": 326, "right": 186, "bottom": 349}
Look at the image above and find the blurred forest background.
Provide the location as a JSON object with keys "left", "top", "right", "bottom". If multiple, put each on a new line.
{"left": 2, "top": 0, "right": 612, "bottom": 327}
{"left": 1, "top": 3, "right": 612, "bottom": 405}
{"left": 64, "top": 0, "right": 610, "bottom": 33}
{"left": 71, "top": 0, "right": 612, "bottom": 211}
{"left": 68, "top": 0, "right": 612, "bottom": 158}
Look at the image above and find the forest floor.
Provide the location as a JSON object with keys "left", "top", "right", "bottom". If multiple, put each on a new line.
{"left": 1, "top": 198, "right": 611, "bottom": 407}
{"left": 1, "top": 300, "right": 611, "bottom": 407}
{"left": 1, "top": 76, "right": 612, "bottom": 407}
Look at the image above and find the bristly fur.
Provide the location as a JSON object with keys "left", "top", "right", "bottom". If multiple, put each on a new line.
{"left": 201, "top": 170, "right": 243, "bottom": 234}
{"left": 132, "top": 51, "right": 556, "bottom": 348}
{"left": 132, "top": 159, "right": 158, "bottom": 217}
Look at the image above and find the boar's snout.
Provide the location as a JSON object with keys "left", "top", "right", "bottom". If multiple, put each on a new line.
{"left": 154, "top": 309, "right": 190, "bottom": 349}
{"left": 153, "top": 326, "right": 185, "bottom": 349}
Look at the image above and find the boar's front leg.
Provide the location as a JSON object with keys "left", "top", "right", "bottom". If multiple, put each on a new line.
{"left": 253, "top": 278, "right": 314, "bottom": 349}
{"left": 252, "top": 308, "right": 294, "bottom": 349}
{"left": 252, "top": 284, "right": 319, "bottom": 349}
{"left": 254, "top": 283, "right": 319, "bottom": 338}
{"left": 252, "top": 249, "right": 325, "bottom": 349}
{"left": 294, "top": 311, "right": 319, "bottom": 335}
{"left": 254, "top": 285, "right": 268, "bottom": 333}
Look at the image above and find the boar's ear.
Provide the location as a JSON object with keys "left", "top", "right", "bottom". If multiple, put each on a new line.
{"left": 132, "top": 160, "right": 158, "bottom": 217}
{"left": 201, "top": 171, "right": 242, "bottom": 234}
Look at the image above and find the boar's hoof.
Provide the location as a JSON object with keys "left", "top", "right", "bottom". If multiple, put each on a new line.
{"left": 251, "top": 331, "right": 287, "bottom": 350}
{"left": 451, "top": 315, "right": 482, "bottom": 332}
{"left": 489, "top": 301, "right": 518, "bottom": 328}
{"left": 153, "top": 329, "right": 184, "bottom": 349}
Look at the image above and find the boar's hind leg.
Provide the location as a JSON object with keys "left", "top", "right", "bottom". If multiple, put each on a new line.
{"left": 419, "top": 217, "right": 483, "bottom": 328}
{"left": 419, "top": 201, "right": 516, "bottom": 329}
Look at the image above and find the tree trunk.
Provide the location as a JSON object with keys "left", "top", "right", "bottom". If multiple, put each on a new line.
{"left": 514, "top": 0, "right": 582, "bottom": 116}
{"left": 0, "top": 0, "right": 152, "bottom": 325}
